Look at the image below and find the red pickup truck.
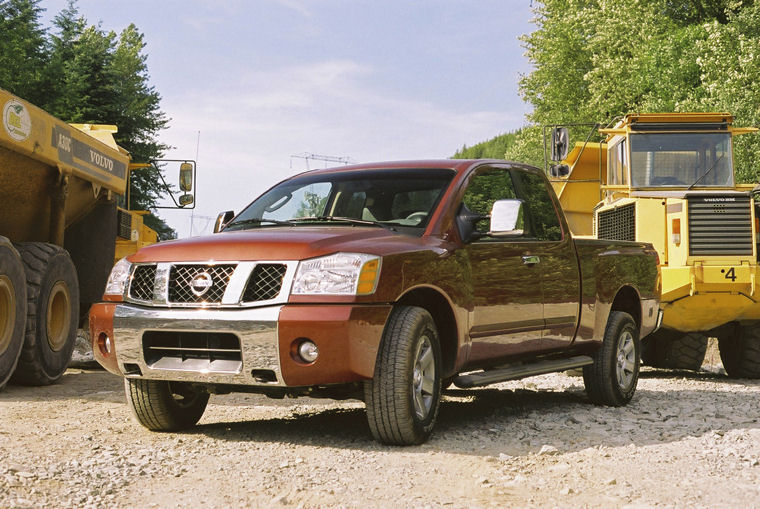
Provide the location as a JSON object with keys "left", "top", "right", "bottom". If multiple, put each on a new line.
{"left": 90, "top": 160, "right": 660, "bottom": 445}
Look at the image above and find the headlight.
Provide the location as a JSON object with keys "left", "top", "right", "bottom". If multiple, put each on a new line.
{"left": 292, "top": 253, "right": 381, "bottom": 295}
{"left": 104, "top": 257, "right": 132, "bottom": 297}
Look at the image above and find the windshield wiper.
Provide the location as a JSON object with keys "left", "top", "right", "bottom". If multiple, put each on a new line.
{"left": 687, "top": 154, "right": 725, "bottom": 190}
{"left": 225, "top": 218, "right": 294, "bottom": 230}
{"left": 293, "top": 216, "right": 395, "bottom": 230}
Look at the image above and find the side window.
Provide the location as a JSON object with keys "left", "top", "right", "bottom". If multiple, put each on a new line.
{"left": 513, "top": 171, "right": 563, "bottom": 241}
{"left": 461, "top": 167, "right": 517, "bottom": 234}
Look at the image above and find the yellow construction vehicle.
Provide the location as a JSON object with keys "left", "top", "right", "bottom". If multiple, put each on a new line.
{"left": 0, "top": 87, "right": 195, "bottom": 388}
{"left": 547, "top": 113, "right": 760, "bottom": 377}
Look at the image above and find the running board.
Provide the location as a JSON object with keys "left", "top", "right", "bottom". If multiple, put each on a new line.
{"left": 453, "top": 355, "right": 594, "bottom": 389}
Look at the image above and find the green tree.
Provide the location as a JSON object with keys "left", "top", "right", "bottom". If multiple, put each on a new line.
{"left": 511, "top": 0, "right": 760, "bottom": 182}
{"left": 0, "top": 0, "right": 176, "bottom": 239}
{"left": 107, "top": 24, "right": 172, "bottom": 239}
{"left": 0, "top": 0, "right": 48, "bottom": 105}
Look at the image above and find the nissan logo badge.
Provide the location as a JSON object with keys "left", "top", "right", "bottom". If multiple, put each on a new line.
{"left": 190, "top": 272, "right": 214, "bottom": 297}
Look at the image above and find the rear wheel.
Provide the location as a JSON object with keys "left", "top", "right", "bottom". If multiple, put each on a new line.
{"left": 584, "top": 311, "right": 640, "bottom": 406}
{"left": 125, "top": 378, "right": 209, "bottom": 431}
{"left": 10, "top": 243, "right": 79, "bottom": 386}
{"left": 717, "top": 324, "right": 760, "bottom": 379}
{"left": 641, "top": 329, "right": 707, "bottom": 371}
{"left": 364, "top": 306, "right": 442, "bottom": 445}
{"left": 0, "top": 238, "right": 26, "bottom": 390}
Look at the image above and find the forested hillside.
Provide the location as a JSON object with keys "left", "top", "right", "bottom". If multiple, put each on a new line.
{"left": 452, "top": 132, "right": 519, "bottom": 160}
{"left": 0, "top": 0, "right": 175, "bottom": 238}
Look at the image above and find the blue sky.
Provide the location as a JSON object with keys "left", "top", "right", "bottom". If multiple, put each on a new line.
{"left": 41, "top": 0, "right": 536, "bottom": 236}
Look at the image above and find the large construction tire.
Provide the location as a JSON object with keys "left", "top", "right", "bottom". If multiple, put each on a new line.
{"left": 0, "top": 238, "right": 26, "bottom": 390}
{"left": 125, "top": 379, "right": 209, "bottom": 431}
{"left": 641, "top": 329, "right": 707, "bottom": 371}
{"left": 717, "top": 324, "right": 760, "bottom": 379}
{"left": 364, "top": 306, "right": 442, "bottom": 445}
{"left": 10, "top": 243, "right": 79, "bottom": 386}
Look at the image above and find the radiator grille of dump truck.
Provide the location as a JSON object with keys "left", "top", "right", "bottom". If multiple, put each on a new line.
{"left": 597, "top": 203, "right": 636, "bottom": 242}
{"left": 688, "top": 195, "right": 753, "bottom": 256}
{"left": 117, "top": 209, "right": 132, "bottom": 240}
{"left": 242, "top": 264, "right": 287, "bottom": 302}
{"left": 168, "top": 264, "right": 236, "bottom": 304}
{"left": 129, "top": 265, "right": 157, "bottom": 302}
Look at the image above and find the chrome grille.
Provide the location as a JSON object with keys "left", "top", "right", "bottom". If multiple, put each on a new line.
{"left": 688, "top": 195, "right": 753, "bottom": 256}
{"left": 168, "top": 264, "right": 236, "bottom": 304}
{"left": 142, "top": 331, "right": 242, "bottom": 373}
{"left": 242, "top": 264, "right": 287, "bottom": 302}
{"left": 597, "top": 203, "right": 636, "bottom": 242}
{"left": 129, "top": 265, "right": 156, "bottom": 301}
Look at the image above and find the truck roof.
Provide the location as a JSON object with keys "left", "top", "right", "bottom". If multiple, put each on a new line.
{"left": 289, "top": 158, "right": 533, "bottom": 179}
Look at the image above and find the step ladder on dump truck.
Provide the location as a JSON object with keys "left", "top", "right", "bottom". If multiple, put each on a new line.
{"left": 547, "top": 113, "right": 760, "bottom": 377}
{"left": 0, "top": 87, "right": 195, "bottom": 388}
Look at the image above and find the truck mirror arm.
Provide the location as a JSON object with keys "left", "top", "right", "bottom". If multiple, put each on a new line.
{"left": 456, "top": 203, "right": 487, "bottom": 243}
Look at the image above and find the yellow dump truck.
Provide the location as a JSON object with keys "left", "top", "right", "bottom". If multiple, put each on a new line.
{"left": 548, "top": 113, "right": 760, "bottom": 377}
{"left": 0, "top": 87, "right": 193, "bottom": 388}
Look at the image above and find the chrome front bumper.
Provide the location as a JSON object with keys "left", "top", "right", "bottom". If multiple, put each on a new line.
{"left": 113, "top": 303, "right": 284, "bottom": 386}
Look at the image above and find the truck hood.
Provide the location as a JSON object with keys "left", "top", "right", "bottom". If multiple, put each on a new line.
{"left": 128, "top": 227, "right": 434, "bottom": 263}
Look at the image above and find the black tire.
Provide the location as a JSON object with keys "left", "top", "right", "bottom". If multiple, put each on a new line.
{"left": 641, "top": 329, "right": 706, "bottom": 371}
{"left": 717, "top": 324, "right": 760, "bottom": 379}
{"left": 364, "top": 306, "right": 442, "bottom": 445}
{"left": 0, "top": 238, "right": 27, "bottom": 390}
{"left": 125, "top": 378, "right": 209, "bottom": 431}
{"left": 583, "top": 311, "right": 640, "bottom": 406}
{"left": 10, "top": 243, "right": 79, "bottom": 386}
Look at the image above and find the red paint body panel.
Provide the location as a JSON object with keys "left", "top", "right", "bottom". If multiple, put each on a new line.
{"left": 278, "top": 305, "right": 391, "bottom": 386}
{"left": 89, "top": 302, "right": 119, "bottom": 375}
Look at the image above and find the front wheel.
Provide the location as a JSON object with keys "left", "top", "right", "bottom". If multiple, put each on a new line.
{"left": 717, "top": 324, "right": 760, "bottom": 379}
{"left": 125, "top": 378, "right": 209, "bottom": 431}
{"left": 583, "top": 311, "right": 640, "bottom": 406}
{"left": 364, "top": 306, "right": 442, "bottom": 445}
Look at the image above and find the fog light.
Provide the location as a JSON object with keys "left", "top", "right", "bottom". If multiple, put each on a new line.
{"left": 97, "top": 332, "right": 112, "bottom": 355}
{"left": 298, "top": 340, "right": 319, "bottom": 363}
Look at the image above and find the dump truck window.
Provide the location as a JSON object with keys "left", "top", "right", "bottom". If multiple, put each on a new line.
{"left": 630, "top": 133, "right": 732, "bottom": 188}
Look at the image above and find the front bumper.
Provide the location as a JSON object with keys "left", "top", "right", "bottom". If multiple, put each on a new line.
{"left": 89, "top": 302, "right": 392, "bottom": 388}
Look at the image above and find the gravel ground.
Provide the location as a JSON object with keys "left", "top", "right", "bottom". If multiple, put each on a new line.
{"left": 2, "top": 351, "right": 760, "bottom": 508}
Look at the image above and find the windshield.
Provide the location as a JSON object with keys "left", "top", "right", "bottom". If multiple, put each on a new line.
{"left": 629, "top": 133, "right": 733, "bottom": 188}
{"left": 225, "top": 168, "right": 455, "bottom": 235}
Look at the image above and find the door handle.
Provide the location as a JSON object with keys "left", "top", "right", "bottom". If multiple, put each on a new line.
{"left": 522, "top": 255, "right": 540, "bottom": 266}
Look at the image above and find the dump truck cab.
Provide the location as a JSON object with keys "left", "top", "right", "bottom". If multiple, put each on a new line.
{"left": 549, "top": 113, "right": 760, "bottom": 377}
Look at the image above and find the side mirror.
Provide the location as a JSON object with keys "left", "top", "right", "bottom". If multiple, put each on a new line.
{"left": 489, "top": 199, "right": 524, "bottom": 237}
{"left": 179, "top": 162, "right": 194, "bottom": 192}
{"left": 551, "top": 127, "right": 569, "bottom": 162}
{"left": 179, "top": 194, "right": 194, "bottom": 207}
{"left": 214, "top": 211, "right": 235, "bottom": 233}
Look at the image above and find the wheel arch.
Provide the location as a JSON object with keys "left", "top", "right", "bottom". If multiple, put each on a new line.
{"left": 610, "top": 285, "right": 642, "bottom": 330}
{"left": 395, "top": 285, "right": 459, "bottom": 378}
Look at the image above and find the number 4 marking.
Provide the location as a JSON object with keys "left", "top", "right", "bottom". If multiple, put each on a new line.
{"left": 725, "top": 267, "right": 737, "bottom": 282}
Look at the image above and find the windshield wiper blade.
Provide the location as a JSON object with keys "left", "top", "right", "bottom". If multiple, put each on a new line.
{"left": 688, "top": 154, "right": 725, "bottom": 190}
{"left": 293, "top": 216, "right": 395, "bottom": 230}
{"left": 225, "top": 218, "right": 294, "bottom": 229}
